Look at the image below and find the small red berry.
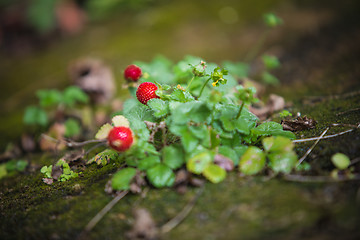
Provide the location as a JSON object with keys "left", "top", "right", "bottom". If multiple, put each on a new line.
{"left": 136, "top": 82, "right": 160, "bottom": 105}
{"left": 124, "top": 64, "right": 142, "bottom": 82}
{"left": 107, "top": 126, "right": 134, "bottom": 152}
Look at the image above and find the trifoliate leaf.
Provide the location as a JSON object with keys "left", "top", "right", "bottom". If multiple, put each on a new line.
{"left": 187, "top": 151, "right": 213, "bottom": 174}
{"left": 111, "top": 168, "right": 137, "bottom": 191}
{"left": 138, "top": 155, "right": 161, "bottom": 171}
{"left": 112, "top": 115, "right": 130, "bottom": 127}
{"left": 147, "top": 98, "right": 169, "bottom": 118}
{"left": 64, "top": 118, "right": 81, "bottom": 137}
{"left": 203, "top": 163, "right": 226, "bottom": 183}
{"left": 331, "top": 153, "right": 351, "bottom": 170}
{"left": 268, "top": 152, "right": 297, "bottom": 174}
{"left": 146, "top": 163, "right": 175, "bottom": 188}
{"left": 95, "top": 123, "right": 113, "bottom": 140}
{"left": 239, "top": 146, "right": 266, "bottom": 175}
{"left": 162, "top": 144, "right": 185, "bottom": 170}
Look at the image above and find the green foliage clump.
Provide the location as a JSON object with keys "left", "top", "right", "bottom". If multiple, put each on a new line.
{"left": 88, "top": 56, "right": 297, "bottom": 190}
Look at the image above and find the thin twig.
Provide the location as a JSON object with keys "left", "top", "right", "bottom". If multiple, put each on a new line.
{"left": 41, "top": 134, "right": 107, "bottom": 148}
{"left": 293, "top": 127, "right": 358, "bottom": 143}
{"left": 350, "top": 157, "right": 360, "bottom": 166}
{"left": 160, "top": 187, "right": 204, "bottom": 234}
{"left": 77, "top": 191, "right": 129, "bottom": 240}
{"left": 336, "top": 107, "right": 360, "bottom": 116}
{"left": 283, "top": 174, "right": 360, "bottom": 183}
{"left": 297, "top": 127, "right": 329, "bottom": 166}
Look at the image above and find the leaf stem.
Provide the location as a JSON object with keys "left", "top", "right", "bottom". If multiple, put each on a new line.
{"left": 236, "top": 102, "right": 245, "bottom": 119}
{"left": 198, "top": 78, "right": 211, "bottom": 98}
{"left": 186, "top": 76, "right": 195, "bottom": 91}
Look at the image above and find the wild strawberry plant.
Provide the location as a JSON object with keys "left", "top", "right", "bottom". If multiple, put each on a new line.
{"left": 64, "top": 55, "right": 298, "bottom": 191}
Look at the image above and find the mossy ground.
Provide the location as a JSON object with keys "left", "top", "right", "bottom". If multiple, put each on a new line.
{"left": 1, "top": 0, "right": 360, "bottom": 239}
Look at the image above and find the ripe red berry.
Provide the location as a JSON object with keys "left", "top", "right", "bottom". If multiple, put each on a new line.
{"left": 124, "top": 64, "right": 142, "bottom": 82}
{"left": 136, "top": 82, "right": 160, "bottom": 105}
{"left": 107, "top": 126, "right": 134, "bottom": 152}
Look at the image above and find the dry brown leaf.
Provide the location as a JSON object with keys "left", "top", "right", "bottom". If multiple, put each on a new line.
{"left": 126, "top": 208, "right": 159, "bottom": 240}
{"left": 281, "top": 116, "right": 317, "bottom": 131}
{"left": 68, "top": 58, "right": 115, "bottom": 104}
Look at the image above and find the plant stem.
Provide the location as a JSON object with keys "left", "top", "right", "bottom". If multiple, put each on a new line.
{"left": 186, "top": 76, "right": 195, "bottom": 91}
{"left": 236, "top": 102, "right": 245, "bottom": 119}
{"left": 198, "top": 78, "right": 211, "bottom": 98}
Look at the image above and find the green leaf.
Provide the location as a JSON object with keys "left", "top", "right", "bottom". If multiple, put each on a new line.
{"left": 146, "top": 163, "right": 175, "bottom": 188}
{"left": 147, "top": 98, "right": 169, "bottom": 118}
{"left": 111, "top": 168, "right": 137, "bottom": 191}
{"left": 187, "top": 151, "right": 213, "bottom": 174}
{"left": 40, "top": 165, "right": 53, "bottom": 178}
{"left": 263, "top": 13, "right": 283, "bottom": 27}
{"left": 95, "top": 123, "right": 113, "bottom": 140}
{"left": 26, "top": 0, "right": 57, "bottom": 33}
{"left": 170, "top": 88, "right": 195, "bottom": 103}
{"left": 296, "top": 162, "right": 311, "bottom": 172}
{"left": 6, "top": 159, "right": 28, "bottom": 172}
{"left": 124, "top": 105, "right": 154, "bottom": 141}
{"left": 222, "top": 61, "right": 250, "bottom": 78}
{"left": 203, "top": 163, "right": 226, "bottom": 183}
{"left": 261, "top": 72, "right": 280, "bottom": 85}
{"left": 63, "top": 86, "right": 89, "bottom": 107}
{"left": 122, "top": 98, "right": 141, "bottom": 115}
{"left": 268, "top": 152, "right": 298, "bottom": 174}
{"left": 64, "top": 119, "right": 81, "bottom": 137}
{"left": 162, "top": 144, "right": 185, "bottom": 170}
{"left": 23, "top": 106, "right": 48, "bottom": 127}
{"left": 252, "top": 122, "right": 296, "bottom": 139}
{"left": 262, "top": 55, "right": 281, "bottom": 70}
{"left": 170, "top": 101, "right": 211, "bottom": 124}
{"left": 331, "top": 153, "right": 351, "bottom": 170}
{"left": 239, "top": 146, "right": 266, "bottom": 175}
{"left": 36, "top": 89, "right": 62, "bottom": 107}
{"left": 138, "top": 155, "right": 161, "bottom": 171}
{"left": 181, "top": 130, "right": 199, "bottom": 153}
{"left": 262, "top": 136, "right": 294, "bottom": 153}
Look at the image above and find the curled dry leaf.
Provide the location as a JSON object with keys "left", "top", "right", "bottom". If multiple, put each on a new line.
{"left": 281, "top": 116, "right": 317, "bottom": 131}
{"left": 68, "top": 58, "right": 115, "bottom": 104}
{"left": 39, "top": 123, "right": 66, "bottom": 152}
{"left": 126, "top": 208, "right": 159, "bottom": 240}
{"left": 214, "top": 154, "right": 234, "bottom": 171}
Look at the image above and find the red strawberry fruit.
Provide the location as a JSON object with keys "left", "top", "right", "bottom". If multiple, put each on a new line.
{"left": 136, "top": 82, "right": 160, "bottom": 105}
{"left": 124, "top": 64, "right": 142, "bottom": 82}
{"left": 108, "top": 126, "right": 134, "bottom": 152}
